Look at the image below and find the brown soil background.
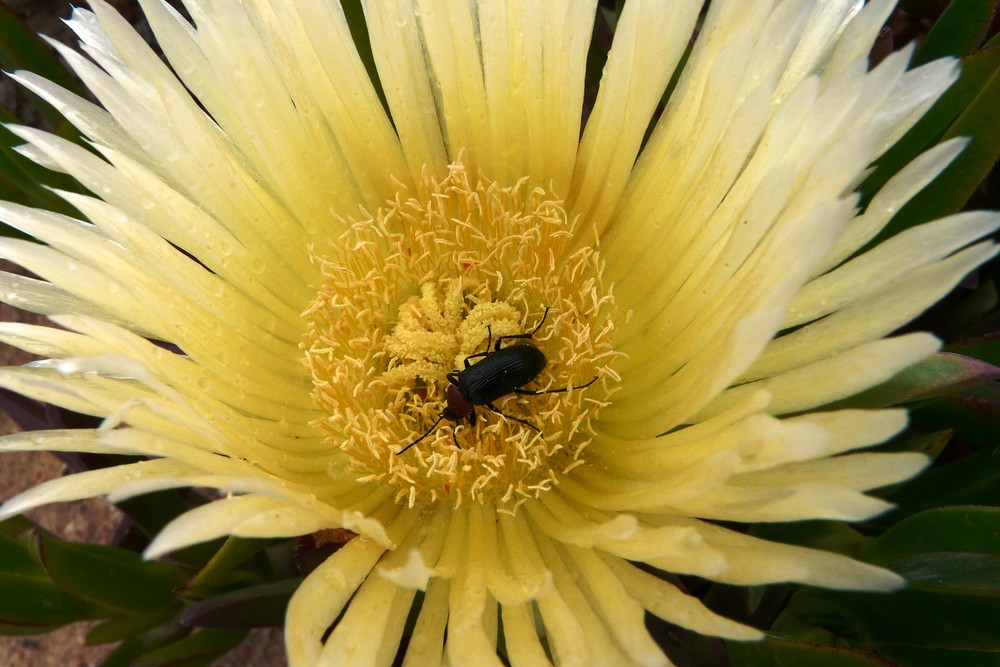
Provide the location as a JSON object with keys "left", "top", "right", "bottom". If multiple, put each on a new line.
{"left": 0, "top": 0, "right": 286, "bottom": 664}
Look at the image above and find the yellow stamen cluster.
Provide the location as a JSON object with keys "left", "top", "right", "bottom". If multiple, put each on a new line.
{"left": 303, "top": 163, "right": 620, "bottom": 513}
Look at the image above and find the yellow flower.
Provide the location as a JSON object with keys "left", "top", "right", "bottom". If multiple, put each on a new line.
{"left": 0, "top": 0, "right": 997, "bottom": 665}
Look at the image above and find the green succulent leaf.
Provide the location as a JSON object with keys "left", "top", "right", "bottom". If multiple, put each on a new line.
{"left": 179, "top": 578, "right": 301, "bottom": 629}
{"left": 179, "top": 536, "right": 275, "bottom": 594}
{"left": 877, "top": 445, "right": 1000, "bottom": 524}
{"left": 912, "top": 0, "right": 997, "bottom": 66}
{"left": 0, "top": 519, "right": 101, "bottom": 632}
{"left": 98, "top": 622, "right": 192, "bottom": 667}
{"left": 878, "top": 645, "right": 1000, "bottom": 667}
{"left": 863, "top": 506, "right": 1000, "bottom": 563}
{"left": 875, "top": 429, "right": 952, "bottom": 460}
{"left": 0, "top": 574, "right": 101, "bottom": 632}
{"left": 86, "top": 608, "right": 180, "bottom": 645}
{"left": 912, "top": 383, "right": 1000, "bottom": 448}
{"left": 130, "top": 628, "right": 248, "bottom": 667}
{"left": 947, "top": 332, "right": 1000, "bottom": 366}
{"left": 727, "top": 636, "right": 896, "bottom": 666}
{"left": 28, "top": 528, "right": 190, "bottom": 615}
{"left": 0, "top": 518, "right": 46, "bottom": 576}
{"left": 830, "top": 353, "right": 1000, "bottom": 409}
{"left": 775, "top": 568, "right": 1000, "bottom": 650}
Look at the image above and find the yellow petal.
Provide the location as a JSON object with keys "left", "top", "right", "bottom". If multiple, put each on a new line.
{"left": 286, "top": 537, "right": 387, "bottom": 667}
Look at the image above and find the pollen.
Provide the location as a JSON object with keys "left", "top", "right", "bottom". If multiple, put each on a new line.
{"left": 302, "top": 162, "right": 620, "bottom": 513}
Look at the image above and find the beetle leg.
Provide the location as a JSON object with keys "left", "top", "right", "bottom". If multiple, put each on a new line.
{"left": 527, "top": 307, "right": 550, "bottom": 336}
{"left": 493, "top": 309, "right": 549, "bottom": 350}
{"left": 462, "top": 349, "right": 491, "bottom": 366}
{"left": 513, "top": 375, "right": 598, "bottom": 395}
{"left": 486, "top": 403, "right": 540, "bottom": 431}
{"left": 462, "top": 325, "right": 498, "bottom": 366}
{"left": 492, "top": 309, "right": 548, "bottom": 351}
{"left": 492, "top": 332, "right": 533, "bottom": 350}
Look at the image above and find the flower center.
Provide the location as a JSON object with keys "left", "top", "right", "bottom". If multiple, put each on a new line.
{"left": 303, "top": 162, "right": 619, "bottom": 513}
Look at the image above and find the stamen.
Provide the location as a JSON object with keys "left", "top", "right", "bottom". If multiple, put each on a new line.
{"left": 303, "top": 162, "right": 620, "bottom": 513}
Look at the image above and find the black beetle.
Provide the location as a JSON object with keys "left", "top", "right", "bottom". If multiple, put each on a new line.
{"left": 398, "top": 308, "right": 597, "bottom": 453}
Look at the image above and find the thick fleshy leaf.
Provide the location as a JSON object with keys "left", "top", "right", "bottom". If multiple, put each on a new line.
{"left": 877, "top": 445, "right": 1000, "bottom": 525}
{"left": 179, "top": 536, "right": 275, "bottom": 592}
{"left": 130, "top": 628, "right": 248, "bottom": 667}
{"left": 830, "top": 353, "right": 1000, "bottom": 409}
{"left": 775, "top": 551, "right": 1000, "bottom": 649}
{"left": 179, "top": 578, "right": 300, "bottom": 629}
{"left": 86, "top": 608, "right": 179, "bottom": 645}
{"left": 878, "top": 644, "right": 1000, "bottom": 667}
{"left": 947, "top": 333, "right": 1000, "bottom": 367}
{"left": 876, "top": 429, "right": 952, "bottom": 461}
{"left": 912, "top": 383, "right": 1000, "bottom": 449}
{"left": 912, "top": 0, "right": 997, "bottom": 66}
{"left": 0, "top": 517, "right": 44, "bottom": 576}
{"left": 0, "top": 572, "right": 101, "bottom": 633}
{"left": 28, "top": 527, "right": 190, "bottom": 614}
{"left": 0, "top": 519, "right": 101, "bottom": 632}
{"left": 728, "top": 636, "right": 894, "bottom": 667}
{"left": 96, "top": 622, "right": 191, "bottom": 667}
{"left": 863, "top": 506, "right": 1000, "bottom": 564}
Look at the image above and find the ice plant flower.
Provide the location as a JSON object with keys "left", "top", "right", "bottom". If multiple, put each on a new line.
{"left": 0, "top": 0, "right": 998, "bottom": 664}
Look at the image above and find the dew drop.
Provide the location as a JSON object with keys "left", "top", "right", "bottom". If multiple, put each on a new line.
{"left": 55, "top": 359, "right": 80, "bottom": 374}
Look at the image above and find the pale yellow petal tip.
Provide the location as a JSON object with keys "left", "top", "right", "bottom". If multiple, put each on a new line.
{"left": 820, "top": 559, "right": 908, "bottom": 593}
{"left": 377, "top": 549, "right": 435, "bottom": 590}
{"left": 143, "top": 532, "right": 185, "bottom": 561}
{"left": 727, "top": 627, "right": 767, "bottom": 643}
{"left": 0, "top": 482, "right": 82, "bottom": 521}
{"left": 340, "top": 510, "right": 392, "bottom": 548}
{"left": 862, "top": 565, "right": 907, "bottom": 592}
{"left": 880, "top": 408, "right": 910, "bottom": 439}
{"left": 0, "top": 500, "right": 25, "bottom": 523}
{"left": 893, "top": 452, "right": 931, "bottom": 485}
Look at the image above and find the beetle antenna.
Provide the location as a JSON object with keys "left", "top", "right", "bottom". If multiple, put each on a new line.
{"left": 513, "top": 375, "right": 599, "bottom": 396}
{"left": 398, "top": 413, "right": 447, "bottom": 454}
{"left": 528, "top": 306, "right": 550, "bottom": 336}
